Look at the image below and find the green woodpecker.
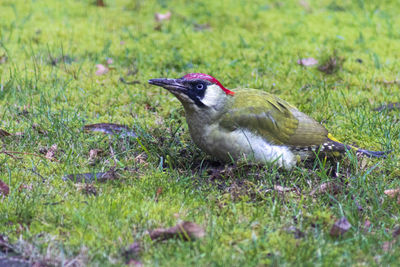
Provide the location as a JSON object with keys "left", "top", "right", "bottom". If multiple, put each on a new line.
{"left": 148, "top": 73, "right": 387, "bottom": 169}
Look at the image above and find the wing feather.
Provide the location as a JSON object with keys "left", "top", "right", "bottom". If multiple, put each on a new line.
{"left": 219, "top": 89, "right": 328, "bottom": 146}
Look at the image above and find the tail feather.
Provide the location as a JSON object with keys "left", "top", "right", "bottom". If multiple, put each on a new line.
{"left": 356, "top": 149, "right": 391, "bottom": 158}
{"left": 291, "top": 133, "right": 391, "bottom": 159}
{"left": 326, "top": 134, "right": 391, "bottom": 158}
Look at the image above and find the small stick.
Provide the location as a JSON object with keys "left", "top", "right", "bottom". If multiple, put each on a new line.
{"left": 3, "top": 151, "right": 23, "bottom": 160}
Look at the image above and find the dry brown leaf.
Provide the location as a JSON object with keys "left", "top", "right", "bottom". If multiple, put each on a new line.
{"left": 18, "top": 184, "right": 33, "bottom": 192}
{"left": 363, "top": 220, "right": 372, "bottom": 232}
{"left": 318, "top": 54, "right": 345, "bottom": 74}
{"left": 155, "top": 11, "right": 171, "bottom": 22}
{"left": 32, "top": 123, "right": 48, "bottom": 135}
{"left": 88, "top": 148, "right": 103, "bottom": 165}
{"left": 127, "top": 260, "right": 143, "bottom": 267}
{"left": 0, "top": 180, "right": 9, "bottom": 196}
{"left": 45, "top": 144, "right": 58, "bottom": 160}
{"left": 149, "top": 221, "right": 205, "bottom": 241}
{"left": 155, "top": 187, "right": 163, "bottom": 202}
{"left": 297, "top": 58, "right": 318, "bottom": 67}
{"left": 96, "top": 0, "right": 106, "bottom": 7}
{"left": 392, "top": 226, "right": 400, "bottom": 238}
{"left": 377, "top": 80, "right": 400, "bottom": 85}
{"left": 299, "top": 0, "right": 311, "bottom": 11}
{"left": 123, "top": 241, "right": 142, "bottom": 265}
{"left": 134, "top": 153, "right": 148, "bottom": 165}
{"left": 309, "top": 181, "right": 342, "bottom": 196}
{"left": 330, "top": 217, "right": 351, "bottom": 237}
{"left": 384, "top": 188, "right": 400, "bottom": 204}
{"left": 382, "top": 240, "right": 396, "bottom": 252}
{"left": 284, "top": 226, "right": 305, "bottom": 239}
{"left": 106, "top": 58, "right": 113, "bottom": 65}
{"left": 95, "top": 64, "right": 109, "bottom": 75}
{"left": 0, "top": 54, "right": 7, "bottom": 64}
{"left": 0, "top": 129, "right": 11, "bottom": 138}
{"left": 274, "top": 185, "right": 293, "bottom": 192}
{"left": 74, "top": 183, "right": 97, "bottom": 196}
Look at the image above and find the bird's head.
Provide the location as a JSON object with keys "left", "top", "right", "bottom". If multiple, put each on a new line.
{"left": 148, "top": 73, "right": 235, "bottom": 111}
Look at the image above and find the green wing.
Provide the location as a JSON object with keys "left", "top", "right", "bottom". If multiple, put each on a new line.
{"left": 219, "top": 89, "right": 328, "bottom": 147}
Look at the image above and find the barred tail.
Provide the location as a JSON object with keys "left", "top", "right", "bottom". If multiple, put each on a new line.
{"left": 326, "top": 133, "right": 391, "bottom": 158}
{"left": 356, "top": 149, "right": 391, "bottom": 158}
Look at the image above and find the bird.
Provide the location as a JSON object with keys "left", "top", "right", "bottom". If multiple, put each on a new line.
{"left": 148, "top": 73, "right": 388, "bottom": 169}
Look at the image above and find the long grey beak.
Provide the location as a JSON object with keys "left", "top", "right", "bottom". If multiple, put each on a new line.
{"left": 148, "top": 78, "right": 186, "bottom": 92}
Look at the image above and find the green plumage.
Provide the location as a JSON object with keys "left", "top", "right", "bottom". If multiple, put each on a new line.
{"left": 219, "top": 88, "right": 328, "bottom": 150}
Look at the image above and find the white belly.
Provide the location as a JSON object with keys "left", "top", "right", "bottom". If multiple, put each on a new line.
{"left": 228, "top": 129, "right": 296, "bottom": 169}
{"left": 191, "top": 125, "right": 297, "bottom": 169}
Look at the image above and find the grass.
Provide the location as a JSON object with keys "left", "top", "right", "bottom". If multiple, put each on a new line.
{"left": 0, "top": 0, "right": 399, "bottom": 265}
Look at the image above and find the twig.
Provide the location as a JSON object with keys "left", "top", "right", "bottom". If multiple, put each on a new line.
{"left": 109, "top": 137, "right": 117, "bottom": 168}
{"left": 3, "top": 151, "right": 23, "bottom": 160}
{"left": 119, "top": 77, "right": 141, "bottom": 85}
{"left": 0, "top": 151, "right": 59, "bottom": 162}
{"left": 29, "top": 167, "right": 46, "bottom": 183}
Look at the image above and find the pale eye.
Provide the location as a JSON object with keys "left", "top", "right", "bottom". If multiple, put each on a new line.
{"left": 196, "top": 84, "right": 204, "bottom": 90}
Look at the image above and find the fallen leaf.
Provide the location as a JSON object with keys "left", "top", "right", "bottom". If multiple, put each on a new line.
{"left": 155, "top": 187, "right": 163, "bottom": 202}
{"left": 392, "top": 226, "right": 400, "bottom": 238}
{"left": 123, "top": 241, "right": 142, "bottom": 265}
{"left": 32, "top": 123, "right": 48, "bottom": 135}
{"left": 149, "top": 221, "right": 205, "bottom": 241}
{"left": 63, "top": 169, "right": 118, "bottom": 183}
{"left": 0, "top": 129, "right": 11, "bottom": 138}
{"left": 95, "top": 64, "right": 109, "bottom": 75}
{"left": 363, "top": 220, "right": 372, "bottom": 232}
{"left": 134, "top": 153, "right": 148, "bottom": 165}
{"left": 274, "top": 185, "right": 293, "bottom": 192}
{"left": 45, "top": 144, "right": 58, "bottom": 160}
{"left": 298, "top": 0, "right": 311, "bottom": 12}
{"left": 154, "top": 11, "right": 171, "bottom": 22}
{"left": 377, "top": 80, "right": 400, "bottom": 85}
{"left": 384, "top": 188, "right": 400, "bottom": 204}
{"left": 382, "top": 240, "right": 395, "bottom": 252}
{"left": 84, "top": 123, "right": 137, "bottom": 137}
{"left": 18, "top": 184, "right": 33, "bottom": 192}
{"left": 284, "top": 226, "right": 305, "bottom": 239}
{"left": 88, "top": 148, "right": 103, "bottom": 165}
{"left": 309, "top": 181, "right": 342, "bottom": 196}
{"left": 330, "top": 217, "right": 351, "bottom": 237}
{"left": 0, "top": 180, "right": 10, "bottom": 196}
{"left": 297, "top": 58, "right": 318, "bottom": 67}
{"left": 0, "top": 54, "right": 7, "bottom": 64}
{"left": 74, "top": 183, "right": 97, "bottom": 196}
{"left": 127, "top": 260, "right": 143, "bottom": 266}
{"left": 96, "top": 0, "right": 106, "bottom": 7}
{"left": 373, "top": 102, "right": 400, "bottom": 112}
{"left": 106, "top": 58, "right": 113, "bottom": 65}
{"left": 318, "top": 54, "right": 345, "bottom": 74}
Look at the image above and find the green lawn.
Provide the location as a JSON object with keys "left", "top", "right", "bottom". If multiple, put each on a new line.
{"left": 0, "top": 0, "right": 399, "bottom": 265}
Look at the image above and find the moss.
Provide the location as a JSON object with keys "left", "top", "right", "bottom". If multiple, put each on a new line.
{"left": 0, "top": 0, "right": 399, "bottom": 265}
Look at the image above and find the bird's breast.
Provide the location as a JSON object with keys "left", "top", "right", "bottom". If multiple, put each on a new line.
{"left": 186, "top": 120, "right": 296, "bottom": 169}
